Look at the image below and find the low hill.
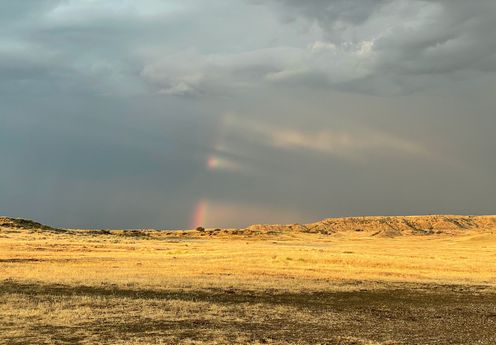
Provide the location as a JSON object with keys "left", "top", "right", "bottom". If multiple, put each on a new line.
{"left": 0, "top": 217, "right": 61, "bottom": 231}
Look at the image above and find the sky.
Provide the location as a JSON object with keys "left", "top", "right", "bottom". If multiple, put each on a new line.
{"left": 1, "top": 0, "right": 495, "bottom": 229}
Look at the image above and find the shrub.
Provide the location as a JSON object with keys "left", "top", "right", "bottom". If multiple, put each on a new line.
{"left": 196, "top": 226, "right": 205, "bottom": 232}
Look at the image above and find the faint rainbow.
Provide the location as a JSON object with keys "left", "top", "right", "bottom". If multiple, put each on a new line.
{"left": 190, "top": 199, "right": 208, "bottom": 229}
{"left": 205, "top": 112, "right": 236, "bottom": 171}
{"left": 190, "top": 113, "right": 236, "bottom": 229}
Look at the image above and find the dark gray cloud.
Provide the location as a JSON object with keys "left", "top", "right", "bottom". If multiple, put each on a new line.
{"left": 264, "top": 0, "right": 496, "bottom": 93}
{"left": 270, "top": 0, "right": 388, "bottom": 26}
{"left": 0, "top": 0, "right": 495, "bottom": 228}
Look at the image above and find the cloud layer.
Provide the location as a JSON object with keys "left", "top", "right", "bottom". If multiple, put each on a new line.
{"left": 1, "top": 0, "right": 495, "bottom": 228}
{"left": 140, "top": 0, "right": 496, "bottom": 95}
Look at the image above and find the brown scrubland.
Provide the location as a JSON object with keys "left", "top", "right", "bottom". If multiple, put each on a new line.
{"left": 1, "top": 215, "right": 496, "bottom": 344}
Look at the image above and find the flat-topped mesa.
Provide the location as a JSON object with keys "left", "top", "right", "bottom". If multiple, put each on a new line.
{"left": 248, "top": 215, "right": 496, "bottom": 237}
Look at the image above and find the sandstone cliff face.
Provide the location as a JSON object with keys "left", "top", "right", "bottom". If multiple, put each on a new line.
{"left": 248, "top": 215, "right": 496, "bottom": 237}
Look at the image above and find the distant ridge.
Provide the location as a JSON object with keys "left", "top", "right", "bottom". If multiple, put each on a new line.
{"left": 248, "top": 215, "right": 496, "bottom": 237}
{"left": 2, "top": 215, "right": 496, "bottom": 237}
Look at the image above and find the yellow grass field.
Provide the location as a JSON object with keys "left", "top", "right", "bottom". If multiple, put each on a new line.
{"left": 1, "top": 217, "right": 496, "bottom": 344}
{"left": 1, "top": 226, "right": 496, "bottom": 291}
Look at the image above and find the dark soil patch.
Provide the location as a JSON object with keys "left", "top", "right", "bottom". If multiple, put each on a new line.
{"left": 1, "top": 281, "right": 495, "bottom": 344}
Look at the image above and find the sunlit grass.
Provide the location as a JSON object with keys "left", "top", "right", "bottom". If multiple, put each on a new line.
{"left": 1, "top": 227, "right": 495, "bottom": 291}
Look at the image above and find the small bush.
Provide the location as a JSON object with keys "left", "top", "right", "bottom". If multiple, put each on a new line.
{"left": 196, "top": 226, "right": 205, "bottom": 232}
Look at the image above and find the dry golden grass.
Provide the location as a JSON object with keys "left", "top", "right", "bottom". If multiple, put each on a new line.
{"left": 1, "top": 221, "right": 496, "bottom": 344}
{"left": 1, "top": 226, "right": 495, "bottom": 291}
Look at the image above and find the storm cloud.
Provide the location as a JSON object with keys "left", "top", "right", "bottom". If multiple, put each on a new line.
{"left": 0, "top": 0, "right": 495, "bottom": 228}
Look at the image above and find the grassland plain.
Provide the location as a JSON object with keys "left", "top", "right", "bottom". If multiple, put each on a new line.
{"left": 1, "top": 216, "right": 496, "bottom": 344}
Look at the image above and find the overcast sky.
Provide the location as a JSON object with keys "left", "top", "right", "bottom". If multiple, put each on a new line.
{"left": 1, "top": 0, "right": 495, "bottom": 229}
